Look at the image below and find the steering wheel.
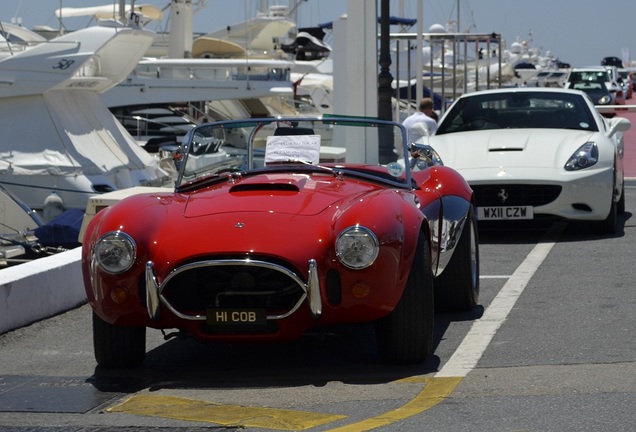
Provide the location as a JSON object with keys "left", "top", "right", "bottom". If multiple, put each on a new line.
{"left": 467, "top": 117, "right": 499, "bottom": 129}
{"left": 191, "top": 138, "right": 212, "bottom": 155}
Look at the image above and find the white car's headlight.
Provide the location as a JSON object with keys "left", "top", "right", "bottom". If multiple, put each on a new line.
{"left": 94, "top": 231, "right": 136, "bottom": 274}
{"left": 335, "top": 226, "right": 379, "bottom": 269}
{"left": 564, "top": 142, "right": 598, "bottom": 171}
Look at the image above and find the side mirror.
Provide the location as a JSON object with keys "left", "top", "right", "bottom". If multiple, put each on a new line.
{"left": 408, "top": 143, "right": 444, "bottom": 168}
{"left": 159, "top": 145, "right": 183, "bottom": 172}
{"left": 608, "top": 116, "right": 631, "bottom": 138}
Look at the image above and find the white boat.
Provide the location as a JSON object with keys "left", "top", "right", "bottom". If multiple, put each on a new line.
{"left": 198, "top": 3, "right": 297, "bottom": 58}
{"left": 0, "top": 184, "right": 42, "bottom": 265}
{"left": 95, "top": 4, "right": 295, "bottom": 110}
{"left": 0, "top": 22, "right": 48, "bottom": 60}
{"left": 0, "top": 20, "right": 175, "bottom": 213}
{"left": 101, "top": 56, "right": 295, "bottom": 110}
{"left": 78, "top": 1, "right": 297, "bottom": 143}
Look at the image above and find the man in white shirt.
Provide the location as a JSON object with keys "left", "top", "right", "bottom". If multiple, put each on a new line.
{"left": 402, "top": 97, "right": 438, "bottom": 144}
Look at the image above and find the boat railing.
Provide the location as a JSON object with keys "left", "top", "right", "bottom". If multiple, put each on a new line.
{"left": 133, "top": 59, "right": 292, "bottom": 82}
{"left": 390, "top": 31, "right": 503, "bottom": 114}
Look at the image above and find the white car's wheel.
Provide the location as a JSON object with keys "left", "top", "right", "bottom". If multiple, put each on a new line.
{"left": 375, "top": 232, "right": 434, "bottom": 364}
{"left": 594, "top": 197, "right": 617, "bottom": 235}
{"left": 93, "top": 311, "right": 146, "bottom": 368}
{"left": 618, "top": 183, "right": 625, "bottom": 215}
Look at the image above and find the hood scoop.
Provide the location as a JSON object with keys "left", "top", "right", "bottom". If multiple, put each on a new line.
{"left": 230, "top": 183, "right": 300, "bottom": 193}
{"left": 184, "top": 173, "right": 339, "bottom": 217}
{"left": 487, "top": 138, "right": 527, "bottom": 152}
{"left": 229, "top": 174, "right": 308, "bottom": 194}
{"left": 488, "top": 147, "right": 524, "bottom": 152}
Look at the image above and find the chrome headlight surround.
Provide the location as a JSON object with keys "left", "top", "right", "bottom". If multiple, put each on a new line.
{"left": 335, "top": 226, "right": 379, "bottom": 270}
{"left": 94, "top": 231, "right": 136, "bottom": 274}
{"left": 564, "top": 142, "right": 598, "bottom": 171}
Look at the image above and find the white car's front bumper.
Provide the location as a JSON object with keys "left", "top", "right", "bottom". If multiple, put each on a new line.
{"left": 465, "top": 166, "right": 615, "bottom": 221}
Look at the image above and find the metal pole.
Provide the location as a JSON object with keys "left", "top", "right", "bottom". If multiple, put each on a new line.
{"left": 416, "top": 0, "right": 423, "bottom": 105}
{"left": 377, "top": 0, "right": 393, "bottom": 163}
{"left": 407, "top": 40, "right": 412, "bottom": 109}
{"left": 395, "top": 39, "right": 401, "bottom": 121}
{"left": 378, "top": 0, "right": 393, "bottom": 121}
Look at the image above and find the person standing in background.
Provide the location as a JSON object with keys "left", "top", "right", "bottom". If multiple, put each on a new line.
{"left": 402, "top": 97, "right": 438, "bottom": 143}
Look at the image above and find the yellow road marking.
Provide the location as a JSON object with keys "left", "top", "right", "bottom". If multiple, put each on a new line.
{"left": 325, "top": 376, "right": 463, "bottom": 432}
{"left": 107, "top": 394, "right": 347, "bottom": 430}
{"left": 106, "top": 376, "right": 463, "bottom": 431}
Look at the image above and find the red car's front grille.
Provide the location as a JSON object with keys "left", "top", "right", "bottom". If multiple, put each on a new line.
{"left": 161, "top": 262, "right": 306, "bottom": 316}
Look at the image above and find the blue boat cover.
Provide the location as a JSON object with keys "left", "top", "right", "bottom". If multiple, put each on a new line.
{"left": 33, "top": 209, "right": 84, "bottom": 247}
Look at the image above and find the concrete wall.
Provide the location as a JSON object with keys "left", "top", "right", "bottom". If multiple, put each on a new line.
{"left": 0, "top": 247, "right": 85, "bottom": 334}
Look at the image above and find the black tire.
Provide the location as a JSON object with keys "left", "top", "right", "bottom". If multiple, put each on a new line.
{"left": 435, "top": 206, "right": 480, "bottom": 312}
{"left": 618, "top": 182, "right": 625, "bottom": 215}
{"left": 594, "top": 195, "right": 617, "bottom": 235}
{"left": 375, "top": 232, "right": 434, "bottom": 364}
{"left": 93, "top": 311, "right": 146, "bottom": 368}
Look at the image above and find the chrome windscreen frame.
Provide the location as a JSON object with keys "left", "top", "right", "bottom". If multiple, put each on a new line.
{"left": 177, "top": 116, "right": 414, "bottom": 189}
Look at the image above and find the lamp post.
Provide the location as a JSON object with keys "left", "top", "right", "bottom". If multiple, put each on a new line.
{"left": 378, "top": 0, "right": 393, "bottom": 121}
{"left": 378, "top": 0, "right": 395, "bottom": 163}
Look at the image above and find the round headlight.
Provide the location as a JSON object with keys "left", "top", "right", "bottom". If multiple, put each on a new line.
{"left": 94, "top": 231, "right": 136, "bottom": 274}
{"left": 335, "top": 226, "right": 379, "bottom": 270}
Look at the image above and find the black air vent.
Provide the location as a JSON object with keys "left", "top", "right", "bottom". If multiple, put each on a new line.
{"left": 230, "top": 183, "right": 300, "bottom": 193}
{"left": 472, "top": 184, "right": 561, "bottom": 207}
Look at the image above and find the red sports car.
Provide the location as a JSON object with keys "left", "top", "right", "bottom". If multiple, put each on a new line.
{"left": 81, "top": 115, "right": 479, "bottom": 368}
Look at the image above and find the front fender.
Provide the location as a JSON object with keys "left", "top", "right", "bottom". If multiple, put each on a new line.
{"left": 436, "top": 195, "right": 471, "bottom": 275}
{"left": 414, "top": 166, "right": 474, "bottom": 276}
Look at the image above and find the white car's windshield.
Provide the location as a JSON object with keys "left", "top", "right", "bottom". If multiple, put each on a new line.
{"left": 436, "top": 91, "right": 599, "bottom": 134}
{"left": 568, "top": 70, "right": 611, "bottom": 84}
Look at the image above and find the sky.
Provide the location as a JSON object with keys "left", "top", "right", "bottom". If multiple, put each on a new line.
{"left": 2, "top": 0, "right": 634, "bottom": 68}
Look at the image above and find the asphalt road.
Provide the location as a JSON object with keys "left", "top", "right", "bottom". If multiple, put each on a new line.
{"left": 1, "top": 184, "right": 635, "bottom": 431}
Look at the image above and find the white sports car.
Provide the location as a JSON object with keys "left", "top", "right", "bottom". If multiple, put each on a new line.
{"left": 415, "top": 87, "right": 630, "bottom": 234}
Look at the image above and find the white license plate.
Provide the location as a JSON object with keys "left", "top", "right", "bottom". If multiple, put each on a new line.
{"left": 478, "top": 206, "right": 533, "bottom": 220}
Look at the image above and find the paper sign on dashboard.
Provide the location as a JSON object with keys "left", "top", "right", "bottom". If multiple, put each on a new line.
{"left": 265, "top": 135, "right": 321, "bottom": 164}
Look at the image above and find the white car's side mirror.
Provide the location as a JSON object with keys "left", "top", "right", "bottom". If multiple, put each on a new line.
{"left": 608, "top": 116, "right": 631, "bottom": 137}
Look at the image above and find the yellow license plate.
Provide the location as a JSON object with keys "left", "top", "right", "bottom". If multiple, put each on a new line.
{"left": 206, "top": 308, "right": 267, "bottom": 327}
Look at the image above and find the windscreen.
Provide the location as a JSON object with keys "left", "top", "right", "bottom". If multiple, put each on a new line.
{"left": 436, "top": 91, "right": 598, "bottom": 134}
{"left": 176, "top": 117, "right": 412, "bottom": 189}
